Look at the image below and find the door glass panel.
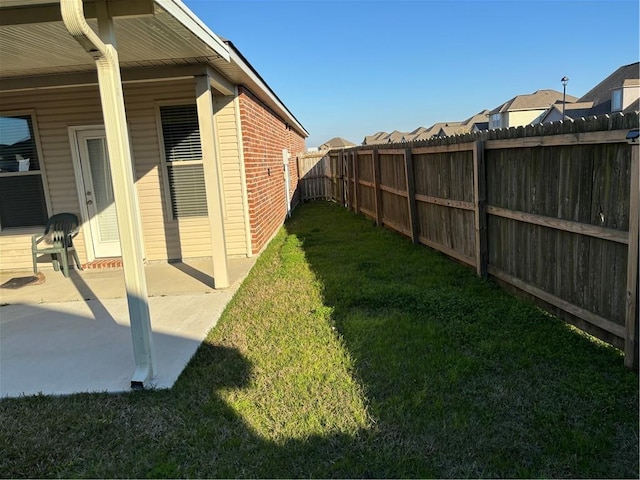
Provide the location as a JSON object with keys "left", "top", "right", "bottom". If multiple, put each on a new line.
{"left": 86, "top": 138, "right": 119, "bottom": 243}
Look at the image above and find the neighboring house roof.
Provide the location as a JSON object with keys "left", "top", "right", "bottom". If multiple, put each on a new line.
{"left": 436, "top": 122, "right": 464, "bottom": 137}
{"left": 320, "top": 137, "right": 356, "bottom": 150}
{"left": 539, "top": 101, "right": 595, "bottom": 123}
{"left": 579, "top": 62, "right": 639, "bottom": 104}
{"left": 413, "top": 122, "right": 452, "bottom": 140}
{"left": 489, "top": 89, "right": 578, "bottom": 114}
{"left": 409, "top": 126, "right": 429, "bottom": 136}
{"left": 470, "top": 122, "right": 489, "bottom": 132}
{"left": 365, "top": 130, "right": 417, "bottom": 144}
{"left": 363, "top": 131, "right": 390, "bottom": 145}
{"left": 461, "top": 110, "right": 490, "bottom": 131}
{"left": 363, "top": 113, "right": 492, "bottom": 144}
{"left": 386, "top": 130, "right": 407, "bottom": 143}
{"left": 577, "top": 62, "right": 640, "bottom": 116}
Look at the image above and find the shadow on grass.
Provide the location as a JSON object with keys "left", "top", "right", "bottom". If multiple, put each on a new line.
{"left": 280, "top": 202, "right": 639, "bottom": 478}
{"left": 0, "top": 202, "right": 637, "bottom": 479}
{"left": 0, "top": 339, "right": 374, "bottom": 478}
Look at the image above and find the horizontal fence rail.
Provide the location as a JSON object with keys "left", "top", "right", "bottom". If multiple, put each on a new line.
{"left": 301, "top": 113, "right": 639, "bottom": 369}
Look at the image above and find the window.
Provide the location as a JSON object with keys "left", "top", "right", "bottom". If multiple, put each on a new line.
{"left": 490, "top": 113, "right": 502, "bottom": 129}
{"left": 159, "top": 105, "right": 207, "bottom": 218}
{"left": 612, "top": 89, "right": 622, "bottom": 111}
{"left": 0, "top": 114, "right": 48, "bottom": 229}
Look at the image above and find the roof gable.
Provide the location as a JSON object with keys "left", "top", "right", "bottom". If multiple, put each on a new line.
{"left": 490, "top": 89, "right": 578, "bottom": 114}
{"left": 320, "top": 137, "right": 355, "bottom": 149}
{"left": 579, "top": 62, "right": 640, "bottom": 104}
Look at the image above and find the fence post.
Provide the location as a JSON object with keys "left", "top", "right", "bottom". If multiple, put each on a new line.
{"left": 341, "top": 150, "right": 347, "bottom": 208}
{"left": 473, "top": 141, "right": 488, "bottom": 278}
{"left": 625, "top": 141, "right": 639, "bottom": 370}
{"left": 342, "top": 150, "right": 348, "bottom": 207}
{"left": 331, "top": 152, "right": 342, "bottom": 204}
{"left": 373, "top": 148, "right": 383, "bottom": 226}
{"left": 404, "top": 147, "right": 419, "bottom": 244}
{"left": 353, "top": 151, "right": 360, "bottom": 214}
{"left": 324, "top": 154, "right": 331, "bottom": 201}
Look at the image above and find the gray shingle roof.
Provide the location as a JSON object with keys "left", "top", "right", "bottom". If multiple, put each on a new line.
{"left": 575, "top": 62, "right": 640, "bottom": 116}
{"left": 363, "top": 131, "right": 390, "bottom": 145}
{"left": 540, "top": 101, "right": 596, "bottom": 122}
{"left": 386, "top": 130, "right": 407, "bottom": 142}
{"left": 320, "top": 137, "right": 356, "bottom": 149}
{"left": 579, "top": 62, "right": 640, "bottom": 104}
{"left": 409, "top": 126, "right": 429, "bottom": 135}
{"left": 489, "top": 89, "right": 578, "bottom": 114}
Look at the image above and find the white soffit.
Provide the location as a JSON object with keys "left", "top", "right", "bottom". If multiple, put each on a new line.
{"left": 0, "top": 2, "right": 226, "bottom": 77}
{"left": 0, "top": 0, "right": 308, "bottom": 137}
{"left": 155, "top": 0, "right": 229, "bottom": 62}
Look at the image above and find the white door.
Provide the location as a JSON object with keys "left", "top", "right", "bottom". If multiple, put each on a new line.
{"left": 76, "top": 129, "right": 121, "bottom": 258}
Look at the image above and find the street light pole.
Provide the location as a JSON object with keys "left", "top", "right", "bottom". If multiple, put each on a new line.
{"left": 561, "top": 76, "right": 569, "bottom": 120}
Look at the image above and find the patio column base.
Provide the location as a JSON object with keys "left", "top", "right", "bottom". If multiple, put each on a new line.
{"left": 130, "top": 365, "right": 154, "bottom": 390}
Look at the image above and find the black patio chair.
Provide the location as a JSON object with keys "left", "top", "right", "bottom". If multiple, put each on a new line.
{"left": 31, "top": 213, "right": 83, "bottom": 278}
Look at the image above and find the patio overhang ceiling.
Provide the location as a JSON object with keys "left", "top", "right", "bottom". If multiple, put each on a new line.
{"left": 0, "top": 0, "right": 308, "bottom": 137}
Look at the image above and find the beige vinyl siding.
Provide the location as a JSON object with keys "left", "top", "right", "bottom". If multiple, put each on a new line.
{"left": 507, "top": 109, "right": 546, "bottom": 128}
{"left": 0, "top": 77, "right": 248, "bottom": 271}
{"left": 0, "top": 86, "right": 102, "bottom": 270}
{"left": 0, "top": 227, "right": 42, "bottom": 271}
{"left": 125, "top": 80, "right": 206, "bottom": 261}
{"left": 213, "top": 94, "right": 248, "bottom": 257}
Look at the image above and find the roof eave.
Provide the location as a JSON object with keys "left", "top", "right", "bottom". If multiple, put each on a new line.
{"left": 223, "top": 41, "right": 308, "bottom": 138}
{"left": 155, "top": 0, "right": 229, "bottom": 61}
{"left": 158, "top": 0, "right": 309, "bottom": 137}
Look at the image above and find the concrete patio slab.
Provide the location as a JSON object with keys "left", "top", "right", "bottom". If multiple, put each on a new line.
{"left": 0, "top": 257, "right": 257, "bottom": 398}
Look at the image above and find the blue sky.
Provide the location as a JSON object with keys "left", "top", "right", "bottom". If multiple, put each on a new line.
{"left": 184, "top": 0, "right": 639, "bottom": 148}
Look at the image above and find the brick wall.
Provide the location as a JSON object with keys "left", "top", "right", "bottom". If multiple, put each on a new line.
{"left": 238, "top": 86, "right": 306, "bottom": 254}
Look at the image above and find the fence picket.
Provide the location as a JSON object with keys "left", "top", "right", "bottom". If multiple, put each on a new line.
{"left": 625, "top": 143, "right": 639, "bottom": 369}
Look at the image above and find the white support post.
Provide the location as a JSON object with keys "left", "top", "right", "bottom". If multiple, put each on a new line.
{"left": 61, "top": 0, "right": 156, "bottom": 387}
{"left": 95, "top": 7, "right": 155, "bottom": 388}
{"left": 195, "top": 75, "right": 229, "bottom": 289}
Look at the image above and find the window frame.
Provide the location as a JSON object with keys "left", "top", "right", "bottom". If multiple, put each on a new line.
{"left": 0, "top": 109, "right": 52, "bottom": 233}
{"left": 155, "top": 100, "right": 208, "bottom": 221}
{"left": 490, "top": 113, "right": 502, "bottom": 129}
{"left": 611, "top": 89, "right": 623, "bottom": 112}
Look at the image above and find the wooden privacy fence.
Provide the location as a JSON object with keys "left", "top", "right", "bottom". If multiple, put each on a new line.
{"left": 313, "top": 113, "right": 639, "bottom": 369}
{"left": 297, "top": 152, "right": 333, "bottom": 201}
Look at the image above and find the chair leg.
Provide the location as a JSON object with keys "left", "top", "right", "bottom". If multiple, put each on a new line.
{"left": 51, "top": 253, "right": 60, "bottom": 272}
{"left": 71, "top": 248, "right": 83, "bottom": 271}
{"left": 32, "top": 250, "right": 38, "bottom": 275}
{"left": 61, "top": 249, "right": 70, "bottom": 278}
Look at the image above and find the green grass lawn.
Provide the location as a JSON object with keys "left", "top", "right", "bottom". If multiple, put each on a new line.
{"left": 1, "top": 201, "right": 638, "bottom": 478}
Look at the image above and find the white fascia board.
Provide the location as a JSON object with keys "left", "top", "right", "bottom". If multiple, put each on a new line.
{"left": 154, "top": 0, "right": 230, "bottom": 62}
{"left": 509, "top": 107, "right": 547, "bottom": 113}
{"left": 228, "top": 48, "right": 309, "bottom": 138}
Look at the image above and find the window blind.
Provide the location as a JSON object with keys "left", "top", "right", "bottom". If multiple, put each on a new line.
{"left": 0, "top": 175, "right": 48, "bottom": 228}
{"left": 160, "top": 105, "right": 207, "bottom": 218}
{"left": 160, "top": 105, "right": 202, "bottom": 162}
{"left": 167, "top": 164, "right": 207, "bottom": 218}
